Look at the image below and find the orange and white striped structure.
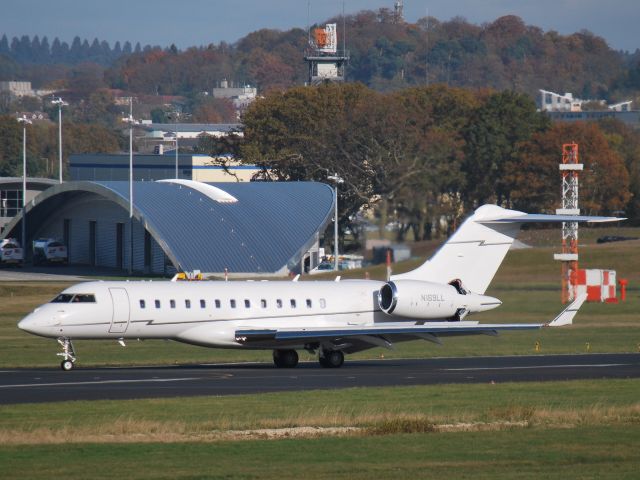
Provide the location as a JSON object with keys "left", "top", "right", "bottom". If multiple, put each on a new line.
{"left": 575, "top": 269, "right": 617, "bottom": 302}
{"left": 554, "top": 143, "right": 583, "bottom": 303}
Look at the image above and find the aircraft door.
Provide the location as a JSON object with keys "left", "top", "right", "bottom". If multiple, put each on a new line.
{"left": 109, "top": 288, "right": 130, "bottom": 334}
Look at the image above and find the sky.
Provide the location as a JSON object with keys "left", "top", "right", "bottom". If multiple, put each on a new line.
{"left": 1, "top": 0, "right": 638, "bottom": 52}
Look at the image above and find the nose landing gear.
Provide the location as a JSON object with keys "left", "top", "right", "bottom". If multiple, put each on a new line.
{"left": 57, "top": 337, "right": 76, "bottom": 371}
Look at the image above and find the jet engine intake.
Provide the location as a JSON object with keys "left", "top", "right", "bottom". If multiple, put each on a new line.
{"left": 377, "top": 280, "right": 502, "bottom": 320}
{"left": 377, "top": 280, "right": 459, "bottom": 319}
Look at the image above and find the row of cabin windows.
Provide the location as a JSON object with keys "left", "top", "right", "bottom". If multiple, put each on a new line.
{"left": 139, "top": 298, "right": 327, "bottom": 310}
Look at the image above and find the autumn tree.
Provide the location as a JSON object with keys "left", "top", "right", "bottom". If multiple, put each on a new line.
{"left": 596, "top": 118, "right": 640, "bottom": 223}
{"left": 462, "top": 90, "right": 549, "bottom": 208}
{"left": 505, "top": 122, "right": 630, "bottom": 215}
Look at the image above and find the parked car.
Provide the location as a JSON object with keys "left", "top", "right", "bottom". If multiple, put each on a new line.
{"left": 32, "top": 238, "right": 68, "bottom": 265}
{"left": 0, "top": 239, "right": 23, "bottom": 266}
{"left": 596, "top": 235, "right": 638, "bottom": 244}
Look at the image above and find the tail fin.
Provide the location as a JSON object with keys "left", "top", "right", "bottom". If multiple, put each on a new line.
{"left": 391, "top": 205, "right": 622, "bottom": 294}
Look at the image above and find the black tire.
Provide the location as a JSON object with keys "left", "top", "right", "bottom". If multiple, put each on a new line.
{"left": 273, "top": 349, "right": 299, "bottom": 368}
{"left": 60, "top": 359, "right": 74, "bottom": 371}
{"left": 320, "top": 349, "right": 344, "bottom": 368}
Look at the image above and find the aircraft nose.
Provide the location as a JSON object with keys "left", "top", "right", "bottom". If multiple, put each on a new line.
{"left": 18, "top": 314, "right": 36, "bottom": 333}
{"left": 18, "top": 310, "right": 56, "bottom": 336}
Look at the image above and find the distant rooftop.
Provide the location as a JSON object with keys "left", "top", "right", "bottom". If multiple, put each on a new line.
{"left": 141, "top": 123, "right": 241, "bottom": 133}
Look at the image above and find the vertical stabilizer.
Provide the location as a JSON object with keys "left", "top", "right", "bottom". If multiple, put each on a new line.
{"left": 391, "top": 205, "right": 523, "bottom": 294}
{"left": 391, "top": 205, "right": 621, "bottom": 294}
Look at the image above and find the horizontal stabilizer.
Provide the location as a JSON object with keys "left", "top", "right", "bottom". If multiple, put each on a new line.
{"left": 480, "top": 213, "right": 623, "bottom": 224}
{"left": 545, "top": 294, "right": 588, "bottom": 327}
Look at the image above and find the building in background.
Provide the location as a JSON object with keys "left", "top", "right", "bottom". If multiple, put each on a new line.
{"left": 539, "top": 89, "right": 638, "bottom": 128}
{"left": 0, "top": 177, "right": 58, "bottom": 234}
{"left": 136, "top": 122, "right": 241, "bottom": 152}
{"left": 212, "top": 80, "right": 257, "bottom": 116}
{"left": 1, "top": 180, "right": 334, "bottom": 276}
{"left": 69, "top": 153, "right": 261, "bottom": 182}
{"left": 0, "top": 81, "right": 54, "bottom": 99}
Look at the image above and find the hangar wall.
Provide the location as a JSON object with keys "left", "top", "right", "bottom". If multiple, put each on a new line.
{"left": 36, "top": 195, "right": 171, "bottom": 274}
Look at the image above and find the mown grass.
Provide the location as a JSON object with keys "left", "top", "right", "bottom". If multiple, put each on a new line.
{"left": 1, "top": 425, "right": 639, "bottom": 480}
{"left": 1, "top": 379, "right": 639, "bottom": 443}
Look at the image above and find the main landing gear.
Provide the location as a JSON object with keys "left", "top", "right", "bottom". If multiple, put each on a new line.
{"left": 273, "top": 349, "right": 299, "bottom": 368}
{"left": 272, "top": 348, "right": 345, "bottom": 368}
{"left": 57, "top": 337, "right": 76, "bottom": 371}
{"left": 319, "top": 349, "right": 344, "bottom": 368}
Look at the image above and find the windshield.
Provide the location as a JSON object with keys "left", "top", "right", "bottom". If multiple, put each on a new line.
{"left": 51, "top": 294, "right": 74, "bottom": 303}
{"left": 51, "top": 294, "right": 96, "bottom": 303}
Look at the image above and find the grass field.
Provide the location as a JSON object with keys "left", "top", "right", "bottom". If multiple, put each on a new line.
{"left": 0, "top": 380, "right": 639, "bottom": 478}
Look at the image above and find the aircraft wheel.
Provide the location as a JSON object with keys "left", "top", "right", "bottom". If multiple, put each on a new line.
{"left": 60, "top": 359, "right": 74, "bottom": 371}
{"left": 273, "top": 349, "right": 299, "bottom": 368}
{"left": 320, "top": 350, "right": 344, "bottom": 368}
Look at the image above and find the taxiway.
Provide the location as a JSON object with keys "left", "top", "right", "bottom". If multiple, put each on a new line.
{"left": 1, "top": 353, "right": 638, "bottom": 404}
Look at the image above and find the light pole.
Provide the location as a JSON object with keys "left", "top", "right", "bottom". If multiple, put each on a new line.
{"left": 168, "top": 131, "right": 179, "bottom": 179}
{"left": 51, "top": 97, "right": 68, "bottom": 183}
{"left": 17, "top": 116, "right": 32, "bottom": 252}
{"left": 123, "top": 100, "right": 137, "bottom": 275}
{"left": 327, "top": 173, "right": 344, "bottom": 271}
{"left": 172, "top": 111, "right": 179, "bottom": 179}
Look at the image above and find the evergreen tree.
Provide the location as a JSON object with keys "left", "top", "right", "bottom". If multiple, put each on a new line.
{"left": 0, "top": 35, "right": 9, "bottom": 55}
{"left": 70, "top": 36, "right": 82, "bottom": 62}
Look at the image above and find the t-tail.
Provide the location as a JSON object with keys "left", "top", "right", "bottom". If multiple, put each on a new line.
{"left": 392, "top": 204, "right": 622, "bottom": 294}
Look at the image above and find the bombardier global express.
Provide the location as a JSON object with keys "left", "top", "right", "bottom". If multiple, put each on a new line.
{"left": 18, "top": 204, "right": 617, "bottom": 370}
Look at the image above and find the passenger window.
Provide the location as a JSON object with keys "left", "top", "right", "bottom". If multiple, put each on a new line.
{"left": 170, "top": 299, "right": 176, "bottom": 309}
{"left": 200, "top": 299, "right": 206, "bottom": 308}
{"left": 244, "top": 299, "right": 251, "bottom": 308}
{"left": 320, "top": 298, "right": 326, "bottom": 309}
{"left": 306, "top": 299, "right": 312, "bottom": 308}
{"left": 260, "top": 299, "right": 267, "bottom": 308}
{"left": 155, "top": 299, "right": 161, "bottom": 309}
{"left": 290, "top": 299, "right": 296, "bottom": 308}
{"left": 215, "top": 299, "right": 221, "bottom": 308}
{"left": 230, "top": 299, "right": 236, "bottom": 308}
{"left": 185, "top": 299, "right": 191, "bottom": 309}
{"left": 139, "top": 299, "right": 146, "bottom": 309}
{"left": 276, "top": 299, "right": 283, "bottom": 308}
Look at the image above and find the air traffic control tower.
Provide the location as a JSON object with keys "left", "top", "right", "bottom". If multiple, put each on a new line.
{"left": 304, "top": 23, "right": 349, "bottom": 85}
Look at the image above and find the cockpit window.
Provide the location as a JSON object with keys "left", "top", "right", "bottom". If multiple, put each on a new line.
{"left": 73, "top": 294, "right": 96, "bottom": 303}
{"left": 51, "top": 294, "right": 96, "bottom": 303}
{"left": 51, "top": 294, "right": 73, "bottom": 303}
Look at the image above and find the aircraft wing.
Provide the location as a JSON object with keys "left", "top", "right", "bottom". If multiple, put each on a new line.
{"left": 235, "top": 295, "right": 587, "bottom": 352}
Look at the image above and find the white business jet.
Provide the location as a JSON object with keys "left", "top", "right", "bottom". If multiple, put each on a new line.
{"left": 19, "top": 205, "right": 616, "bottom": 371}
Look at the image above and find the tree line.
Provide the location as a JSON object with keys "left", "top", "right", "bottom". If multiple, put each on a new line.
{"left": 0, "top": 114, "right": 123, "bottom": 179}
{"left": 0, "top": 34, "right": 150, "bottom": 66}
{"left": 202, "top": 83, "right": 637, "bottom": 241}
{"left": 2, "top": 11, "right": 640, "bottom": 102}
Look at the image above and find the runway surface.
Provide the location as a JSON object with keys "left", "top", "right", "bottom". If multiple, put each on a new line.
{"left": 1, "top": 353, "right": 639, "bottom": 404}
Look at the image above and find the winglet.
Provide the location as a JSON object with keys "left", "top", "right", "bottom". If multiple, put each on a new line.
{"left": 545, "top": 293, "right": 588, "bottom": 327}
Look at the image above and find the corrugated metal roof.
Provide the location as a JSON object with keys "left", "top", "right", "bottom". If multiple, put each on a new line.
{"left": 94, "top": 180, "right": 333, "bottom": 273}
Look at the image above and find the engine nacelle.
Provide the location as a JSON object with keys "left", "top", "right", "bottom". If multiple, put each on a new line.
{"left": 377, "top": 279, "right": 501, "bottom": 320}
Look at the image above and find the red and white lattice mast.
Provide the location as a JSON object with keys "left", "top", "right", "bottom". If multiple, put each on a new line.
{"left": 553, "top": 143, "right": 582, "bottom": 303}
